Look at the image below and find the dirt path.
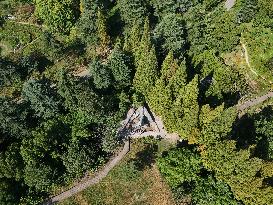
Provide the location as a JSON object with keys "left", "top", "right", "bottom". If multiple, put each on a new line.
{"left": 43, "top": 91, "right": 273, "bottom": 204}
{"left": 43, "top": 107, "right": 179, "bottom": 205}
{"left": 44, "top": 140, "right": 130, "bottom": 205}
{"left": 241, "top": 42, "right": 272, "bottom": 84}
{"left": 236, "top": 91, "right": 273, "bottom": 111}
{"left": 9, "top": 20, "right": 45, "bottom": 28}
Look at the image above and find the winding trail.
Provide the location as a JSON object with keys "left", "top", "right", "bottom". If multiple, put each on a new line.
{"left": 43, "top": 89, "right": 273, "bottom": 204}
{"left": 44, "top": 141, "right": 130, "bottom": 205}
{"left": 236, "top": 92, "right": 273, "bottom": 111}
{"left": 241, "top": 42, "right": 273, "bottom": 84}
{"left": 43, "top": 66, "right": 273, "bottom": 204}
{"left": 43, "top": 107, "right": 179, "bottom": 205}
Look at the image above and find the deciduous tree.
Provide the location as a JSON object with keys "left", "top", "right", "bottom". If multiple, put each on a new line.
{"left": 22, "top": 79, "right": 60, "bottom": 119}
{"left": 157, "top": 147, "right": 202, "bottom": 188}
{"left": 89, "top": 58, "right": 112, "bottom": 89}
{"left": 108, "top": 46, "right": 132, "bottom": 88}
{"left": 35, "top": 0, "right": 80, "bottom": 33}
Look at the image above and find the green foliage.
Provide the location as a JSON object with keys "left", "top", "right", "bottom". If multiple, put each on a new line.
{"left": 152, "top": 0, "right": 197, "bottom": 17}
{"left": 97, "top": 10, "right": 110, "bottom": 48}
{"left": 148, "top": 52, "right": 199, "bottom": 140}
{"left": 148, "top": 72, "right": 173, "bottom": 117}
{"left": 62, "top": 141, "right": 99, "bottom": 178}
{"left": 24, "top": 162, "right": 57, "bottom": 192}
{"left": 20, "top": 118, "right": 70, "bottom": 164}
{"left": 77, "top": 0, "right": 99, "bottom": 43}
{"left": 34, "top": 0, "right": 80, "bottom": 33}
{"left": 134, "top": 18, "right": 152, "bottom": 64}
{"left": 0, "top": 58, "right": 21, "bottom": 89}
{"left": 199, "top": 105, "right": 237, "bottom": 144}
{"left": 1, "top": 0, "right": 273, "bottom": 203}
{"left": 57, "top": 70, "right": 122, "bottom": 131}
{"left": 168, "top": 60, "right": 187, "bottom": 98}
{"left": 22, "top": 79, "right": 60, "bottom": 119}
{"left": 170, "top": 76, "right": 199, "bottom": 139}
{"left": 133, "top": 46, "right": 158, "bottom": 96}
{"left": 242, "top": 26, "right": 273, "bottom": 82}
{"left": 0, "top": 143, "right": 24, "bottom": 180}
{"left": 132, "top": 91, "right": 145, "bottom": 107}
{"left": 204, "top": 7, "right": 242, "bottom": 53}
{"left": 253, "top": 0, "right": 273, "bottom": 28}
{"left": 203, "top": 0, "right": 222, "bottom": 10}
{"left": 200, "top": 139, "right": 272, "bottom": 205}
{"left": 192, "top": 176, "right": 239, "bottom": 205}
{"left": 154, "top": 14, "right": 186, "bottom": 57}
{"left": 0, "top": 97, "right": 27, "bottom": 139}
{"left": 193, "top": 50, "right": 246, "bottom": 102}
{"left": 38, "top": 31, "right": 64, "bottom": 59}
{"left": 123, "top": 23, "right": 141, "bottom": 53}
{"left": 117, "top": 0, "right": 148, "bottom": 27}
{"left": 0, "top": 21, "right": 42, "bottom": 55}
{"left": 254, "top": 109, "right": 273, "bottom": 159}
{"left": 108, "top": 47, "right": 132, "bottom": 88}
{"left": 236, "top": 0, "right": 258, "bottom": 23}
{"left": 133, "top": 19, "right": 159, "bottom": 96}
{"left": 157, "top": 147, "right": 202, "bottom": 188}
{"left": 183, "top": 4, "right": 207, "bottom": 56}
{"left": 0, "top": 179, "right": 22, "bottom": 205}
{"left": 185, "top": 5, "right": 242, "bottom": 55}
{"left": 198, "top": 106, "right": 273, "bottom": 205}
{"left": 89, "top": 58, "right": 112, "bottom": 89}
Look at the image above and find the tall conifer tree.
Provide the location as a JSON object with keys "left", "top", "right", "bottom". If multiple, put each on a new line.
{"left": 133, "top": 19, "right": 158, "bottom": 96}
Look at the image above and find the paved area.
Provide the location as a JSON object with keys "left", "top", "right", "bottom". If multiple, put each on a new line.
{"left": 225, "top": 0, "right": 236, "bottom": 10}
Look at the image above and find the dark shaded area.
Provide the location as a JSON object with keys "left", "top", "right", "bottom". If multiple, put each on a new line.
{"left": 199, "top": 71, "right": 241, "bottom": 108}
{"left": 129, "top": 143, "right": 158, "bottom": 171}
{"left": 232, "top": 106, "right": 273, "bottom": 159}
{"left": 263, "top": 177, "right": 273, "bottom": 187}
{"left": 108, "top": 8, "right": 124, "bottom": 39}
{"left": 19, "top": 52, "right": 53, "bottom": 76}
{"left": 222, "top": 92, "right": 242, "bottom": 107}
{"left": 62, "top": 38, "right": 86, "bottom": 57}
{"left": 232, "top": 114, "right": 257, "bottom": 149}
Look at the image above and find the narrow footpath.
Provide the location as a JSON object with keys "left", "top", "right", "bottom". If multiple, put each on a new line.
{"left": 44, "top": 141, "right": 130, "bottom": 205}
{"left": 43, "top": 107, "right": 179, "bottom": 205}
{"left": 236, "top": 92, "right": 273, "bottom": 111}
{"left": 44, "top": 90, "right": 273, "bottom": 204}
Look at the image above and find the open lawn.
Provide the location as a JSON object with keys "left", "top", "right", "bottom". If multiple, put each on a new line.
{"left": 60, "top": 139, "right": 176, "bottom": 205}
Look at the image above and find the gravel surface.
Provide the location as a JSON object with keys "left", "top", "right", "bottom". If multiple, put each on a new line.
{"left": 225, "top": 0, "right": 236, "bottom": 10}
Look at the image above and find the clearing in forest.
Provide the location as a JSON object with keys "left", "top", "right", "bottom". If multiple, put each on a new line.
{"left": 59, "top": 139, "right": 176, "bottom": 205}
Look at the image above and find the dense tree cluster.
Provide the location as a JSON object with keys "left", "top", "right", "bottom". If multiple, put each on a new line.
{"left": 0, "top": 0, "right": 273, "bottom": 204}
{"left": 157, "top": 147, "right": 240, "bottom": 204}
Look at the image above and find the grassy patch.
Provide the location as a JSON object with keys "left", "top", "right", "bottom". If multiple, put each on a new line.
{"left": 60, "top": 139, "right": 176, "bottom": 205}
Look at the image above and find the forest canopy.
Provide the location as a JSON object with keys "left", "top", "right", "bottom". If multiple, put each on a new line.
{"left": 0, "top": 0, "right": 273, "bottom": 204}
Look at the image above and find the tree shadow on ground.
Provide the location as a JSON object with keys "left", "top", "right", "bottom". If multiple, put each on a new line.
{"left": 129, "top": 143, "right": 158, "bottom": 171}
{"left": 232, "top": 114, "right": 257, "bottom": 149}
{"left": 263, "top": 177, "right": 273, "bottom": 187}
{"left": 232, "top": 106, "right": 273, "bottom": 159}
